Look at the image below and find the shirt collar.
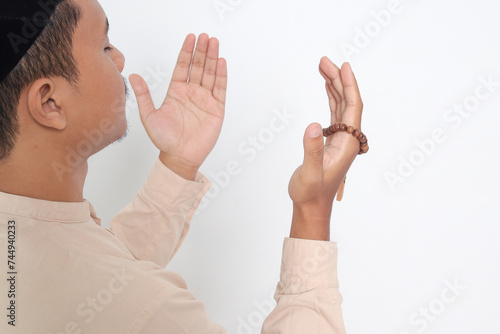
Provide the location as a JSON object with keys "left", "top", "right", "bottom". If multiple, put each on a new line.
{"left": 0, "top": 190, "right": 92, "bottom": 223}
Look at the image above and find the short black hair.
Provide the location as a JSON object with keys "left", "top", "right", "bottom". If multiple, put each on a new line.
{"left": 0, "top": 0, "right": 81, "bottom": 161}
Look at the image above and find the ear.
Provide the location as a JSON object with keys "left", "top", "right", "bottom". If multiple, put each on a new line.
{"left": 27, "top": 78, "right": 67, "bottom": 130}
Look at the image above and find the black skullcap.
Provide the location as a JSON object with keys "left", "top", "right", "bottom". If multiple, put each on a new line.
{"left": 0, "top": 0, "right": 63, "bottom": 82}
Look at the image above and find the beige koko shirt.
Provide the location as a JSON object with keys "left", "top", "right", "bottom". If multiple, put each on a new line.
{"left": 0, "top": 159, "right": 346, "bottom": 333}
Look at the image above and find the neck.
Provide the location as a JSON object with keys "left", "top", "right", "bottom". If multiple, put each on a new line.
{"left": 0, "top": 145, "right": 88, "bottom": 203}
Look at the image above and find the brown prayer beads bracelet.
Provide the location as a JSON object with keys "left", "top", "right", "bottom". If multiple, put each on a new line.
{"left": 322, "top": 123, "right": 369, "bottom": 201}
{"left": 322, "top": 122, "right": 369, "bottom": 155}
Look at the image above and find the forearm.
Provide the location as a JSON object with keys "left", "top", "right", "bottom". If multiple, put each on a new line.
{"left": 289, "top": 202, "right": 332, "bottom": 241}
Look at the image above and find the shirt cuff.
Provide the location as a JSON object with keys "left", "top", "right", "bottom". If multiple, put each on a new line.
{"left": 280, "top": 237, "right": 339, "bottom": 288}
{"left": 141, "top": 158, "right": 212, "bottom": 212}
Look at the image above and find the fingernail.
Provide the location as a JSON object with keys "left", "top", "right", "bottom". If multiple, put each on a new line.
{"left": 309, "top": 125, "right": 322, "bottom": 138}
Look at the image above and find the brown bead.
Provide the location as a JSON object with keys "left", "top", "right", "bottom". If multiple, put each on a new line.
{"left": 322, "top": 123, "right": 369, "bottom": 156}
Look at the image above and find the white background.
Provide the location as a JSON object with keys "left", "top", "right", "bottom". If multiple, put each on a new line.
{"left": 84, "top": 0, "right": 500, "bottom": 333}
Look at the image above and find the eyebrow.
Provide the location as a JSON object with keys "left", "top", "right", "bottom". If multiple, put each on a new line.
{"left": 105, "top": 17, "right": 109, "bottom": 36}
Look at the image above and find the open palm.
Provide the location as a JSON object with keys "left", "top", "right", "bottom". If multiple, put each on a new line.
{"left": 130, "top": 34, "right": 227, "bottom": 170}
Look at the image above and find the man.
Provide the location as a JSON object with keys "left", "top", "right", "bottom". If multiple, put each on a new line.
{"left": 0, "top": 0, "right": 365, "bottom": 333}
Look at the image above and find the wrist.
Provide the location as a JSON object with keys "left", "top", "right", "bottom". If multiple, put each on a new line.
{"left": 159, "top": 152, "right": 199, "bottom": 181}
{"left": 290, "top": 202, "right": 332, "bottom": 241}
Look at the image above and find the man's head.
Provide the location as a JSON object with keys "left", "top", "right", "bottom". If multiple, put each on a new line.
{"left": 0, "top": 0, "right": 127, "bottom": 164}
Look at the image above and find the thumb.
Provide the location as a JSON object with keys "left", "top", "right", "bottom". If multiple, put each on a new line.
{"left": 129, "top": 74, "right": 155, "bottom": 122}
{"left": 301, "top": 123, "right": 325, "bottom": 183}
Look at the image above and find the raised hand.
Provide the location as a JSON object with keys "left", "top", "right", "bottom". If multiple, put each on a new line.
{"left": 289, "top": 58, "right": 364, "bottom": 241}
{"left": 129, "top": 33, "right": 228, "bottom": 180}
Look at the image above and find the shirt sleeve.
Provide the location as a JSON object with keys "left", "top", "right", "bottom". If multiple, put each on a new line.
{"left": 110, "top": 158, "right": 211, "bottom": 268}
{"left": 126, "top": 238, "right": 346, "bottom": 334}
{"left": 261, "top": 237, "right": 347, "bottom": 334}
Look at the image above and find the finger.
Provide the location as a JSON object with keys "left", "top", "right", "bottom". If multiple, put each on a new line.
{"left": 129, "top": 74, "right": 156, "bottom": 123}
{"left": 319, "top": 65, "right": 340, "bottom": 101}
{"left": 188, "top": 33, "right": 210, "bottom": 85}
{"left": 323, "top": 82, "right": 338, "bottom": 122}
{"left": 201, "top": 37, "right": 220, "bottom": 90}
{"left": 319, "top": 57, "right": 345, "bottom": 122}
{"left": 301, "top": 123, "right": 325, "bottom": 185}
{"left": 213, "top": 58, "right": 228, "bottom": 104}
{"left": 320, "top": 74, "right": 342, "bottom": 119}
{"left": 340, "top": 62, "right": 363, "bottom": 129}
{"left": 324, "top": 83, "right": 337, "bottom": 147}
{"left": 325, "top": 82, "right": 334, "bottom": 102}
{"left": 320, "top": 69, "right": 341, "bottom": 104}
{"left": 320, "top": 57, "right": 344, "bottom": 98}
{"left": 171, "top": 34, "right": 196, "bottom": 83}
{"left": 319, "top": 67, "right": 341, "bottom": 123}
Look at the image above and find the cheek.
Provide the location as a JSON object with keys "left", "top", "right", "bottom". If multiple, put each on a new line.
{"left": 71, "top": 49, "right": 127, "bottom": 136}
{"left": 81, "top": 72, "right": 127, "bottom": 140}
{"left": 86, "top": 64, "right": 126, "bottom": 117}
